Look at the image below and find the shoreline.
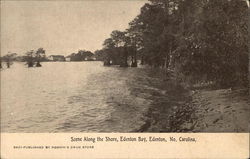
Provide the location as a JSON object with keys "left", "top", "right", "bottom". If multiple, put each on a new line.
{"left": 188, "top": 88, "right": 249, "bottom": 132}
{"left": 136, "top": 80, "right": 249, "bottom": 133}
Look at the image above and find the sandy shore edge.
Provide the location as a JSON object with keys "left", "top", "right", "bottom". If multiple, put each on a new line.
{"left": 136, "top": 84, "right": 249, "bottom": 132}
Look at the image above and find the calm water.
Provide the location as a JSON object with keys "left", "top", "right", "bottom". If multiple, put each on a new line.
{"left": 1, "top": 62, "right": 168, "bottom": 132}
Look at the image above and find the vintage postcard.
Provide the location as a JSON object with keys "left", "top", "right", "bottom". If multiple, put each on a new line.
{"left": 0, "top": 0, "right": 249, "bottom": 158}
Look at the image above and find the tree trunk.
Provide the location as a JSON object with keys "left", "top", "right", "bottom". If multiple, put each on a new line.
{"left": 168, "top": 46, "right": 173, "bottom": 69}
{"left": 131, "top": 48, "right": 137, "bottom": 67}
{"left": 36, "top": 61, "right": 42, "bottom": 67}
{"left": 103, "top": 58, "right": 111, "bottom": 66}
{"left": 120, "top": 49, "right": 128, "bottom": 67}
{"left": 104, "top": 61, "right": 111, "bottom": 66}
{"left": 248, "top": 3, "right": 250, "bottom": 93}
{"left": 131, "top": 56, "right": 134, "bottom": 66}
{"left": 28, "top": 61, "right": 33, "bottom": 67}
{"left": 164, "top": 55, "right": 168, "bottom": 69}
{"left": 7, "top": 61, "right": 10, "bottom": 68}
{"left": 141, "top": 56, "right": 144, "bottom": 65}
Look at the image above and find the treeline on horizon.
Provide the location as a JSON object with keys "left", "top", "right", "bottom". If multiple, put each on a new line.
{"left": 96, "top": 0, "right": 249, "bottom": 88}
{"left": 0, "top": 49, "right": 98, "bottom": 68}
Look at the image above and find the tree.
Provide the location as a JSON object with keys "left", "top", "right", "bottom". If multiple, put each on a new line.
{"left": 35, "top": 48, "right": 46, "bottom": 67}
{"left": 94, "top": 50, "right": 106, "bottom": 61}
{"left": 102, "top": 35, "right": 123, "bottom": 66}
{"left": 1, "top": 53, "right": 17, "bottom": 68}
{"left": 25, "top": 50, "right": 35, "bottom": 67}
{"left": 99, "top": 0, "right": 248, "bottom": 88}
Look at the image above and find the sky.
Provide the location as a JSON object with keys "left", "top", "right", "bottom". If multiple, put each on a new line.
{"left": 0, "top": 0, "right": 147, "bottom": 56}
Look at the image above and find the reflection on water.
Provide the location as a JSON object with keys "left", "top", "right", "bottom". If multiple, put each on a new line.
{"left": 1, "top": 62, "right": 169, "bottom": 132}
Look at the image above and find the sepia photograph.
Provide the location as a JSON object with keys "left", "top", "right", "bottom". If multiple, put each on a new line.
{"left": 0, "top": 0, "right": 249, "bottom": 135}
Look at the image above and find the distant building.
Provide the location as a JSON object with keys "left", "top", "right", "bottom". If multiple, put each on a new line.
{"left": 65, "top": 56, "right": 71, "bottom": 61}
{"left": 48, "top": 55, "right": 65, "bottom": 61}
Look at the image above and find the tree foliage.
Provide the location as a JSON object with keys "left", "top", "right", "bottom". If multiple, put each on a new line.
{"left": 98, "top": 0, "right": 248, "bottom": 87}
{"left": 1, "top": 53, "right": 17, "bottom": 68}
{"left": 68, "top": 50, "right": 94, "bottom": 61}
{"left": 24, "top": 48, "right": 46, "bottom": 67}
